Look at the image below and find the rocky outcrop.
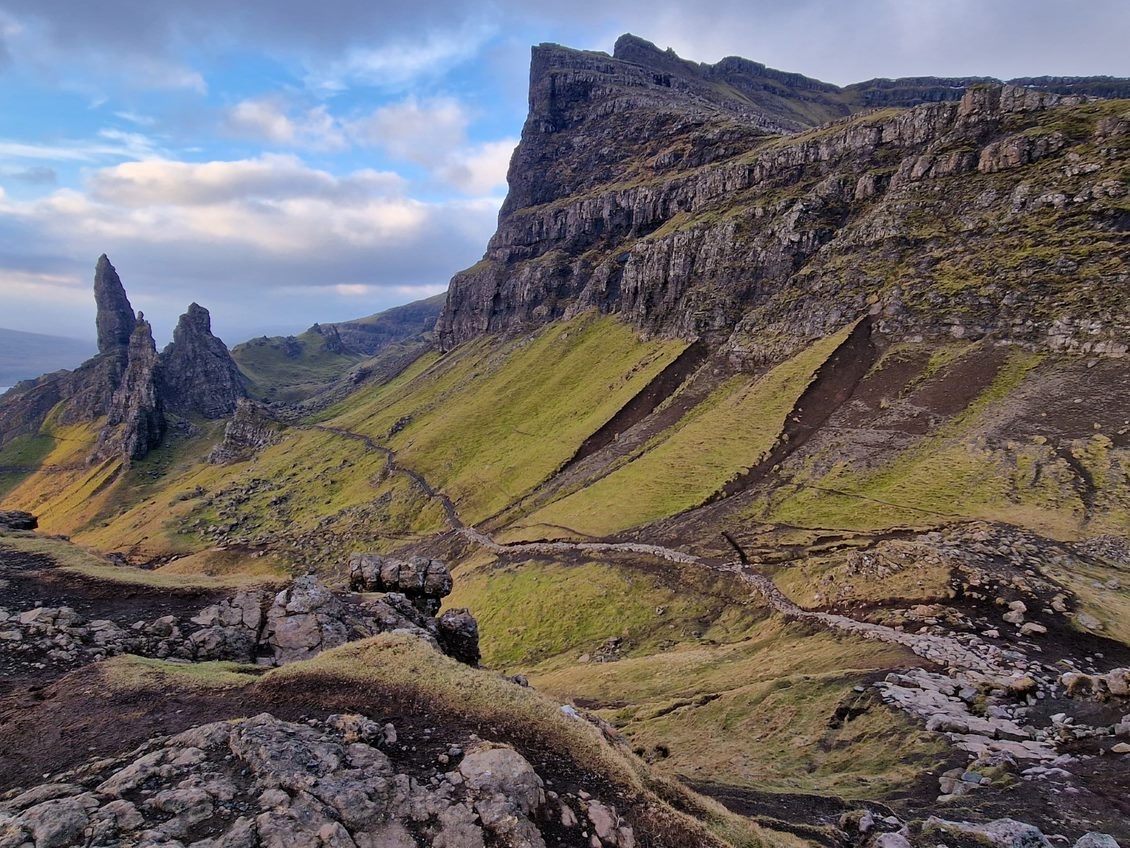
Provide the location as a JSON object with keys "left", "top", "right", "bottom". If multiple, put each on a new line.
{"left": 438, "top": 37, "right": 1130, "bottom": 359}
{"left": 0, "top": 714, "right": 637, "bottom": 848}
{"left": 159, "top": 303, "right": 246, "bottom": 418}
{"left": 88, "top": 315, "right": 165, "bottom": 464}
{"left": 0, "top": 573, "right": 480, "bottom": 670}
{"left": 207, "top": 399, "right": 281, "bottom": 464}
{"left": 349, "top": 553, "right": 454, "bottom": 614}
{"left": 0, "top": 256, "right": 253, "bottom": 462}
{"left": 0, "top": 511, "right": 36, "bottom": 531}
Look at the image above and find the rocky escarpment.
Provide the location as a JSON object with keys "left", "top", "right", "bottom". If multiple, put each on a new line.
{"left": 0, "top": 256, "right": 247, "bottom": 463}
{"left": 438, "top": 37, "right": 1130, "bottom": 359}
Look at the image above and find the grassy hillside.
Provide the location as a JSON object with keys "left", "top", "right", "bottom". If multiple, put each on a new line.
{"left": 231, "top": 293, "right": 445, "bottom": 403}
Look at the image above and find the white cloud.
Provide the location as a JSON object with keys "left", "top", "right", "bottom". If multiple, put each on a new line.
{"left": 349, "top": 96, "right": 470, "bottom": 166}
{"left": 306, "top": 22, "right": 496, "bottom": 92}
{"left": 437, "top": 138, "right": 515, "bottom": 194}
{"left": 0, "top": 152, "right": 499, "bottom": 340}
{"left": 0, "top": 129, "right": 162, "bottom": 164}
{"left": 226, "top": 98, "right": 347, "bottom": 150}
{"left": 86, "top": 155, "right": 403, "bottom": 207}
{"left": 348, "top": 96, "right": 513, "bottom": 194}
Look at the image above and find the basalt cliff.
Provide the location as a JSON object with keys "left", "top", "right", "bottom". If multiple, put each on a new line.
{"left": 439, "top": 35, "right": 1129, "bottom": 360}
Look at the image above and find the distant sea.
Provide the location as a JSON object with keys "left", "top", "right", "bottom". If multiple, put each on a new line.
{"left": 0, "top": 387, "right": 9, "bottom": 394}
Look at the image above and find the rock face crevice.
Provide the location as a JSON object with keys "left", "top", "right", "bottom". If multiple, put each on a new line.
{"left": 438, "top": 37, "right": 1130, "bottom": 359}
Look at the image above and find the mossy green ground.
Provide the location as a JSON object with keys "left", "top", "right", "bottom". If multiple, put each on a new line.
{"left": 233, "top": 329, "right": 362, "bottom": 403}
{"left": 507, "top": 325, "right": 854, "bottom": 539}
{"left": 324, "top": 313, "right": 687, "bottom": 523}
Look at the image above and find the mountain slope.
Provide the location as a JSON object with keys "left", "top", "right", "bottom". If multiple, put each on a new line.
{"left": 231, "top": 292, "right": 445, "bottom": 402}
{"left": 3, "top": 35, "right": 1130, "bottom": 847}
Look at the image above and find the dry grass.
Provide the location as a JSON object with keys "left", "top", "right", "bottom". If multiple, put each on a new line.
{"left": 0, "top": 532, "right": 275, "bottom": 589}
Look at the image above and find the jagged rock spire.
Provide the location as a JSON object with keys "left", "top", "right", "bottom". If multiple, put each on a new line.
{"left": 93, "top": 255, "right": 136, "bottom": 355}
{"left": 159, "top": 303, "right": 247, "bottom": 418}
{"left": 89, "top": 313, "right": 165, "bottom": 464}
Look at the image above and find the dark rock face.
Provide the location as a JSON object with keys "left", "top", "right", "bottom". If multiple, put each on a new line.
{"left": 349, "top": 553, "right": 454, "bottom": 616}
{"left": 438, "top": 608, "right": 481, "bottom": 667}
{"left": 89, "top": 315, "right": 165, "bottom": 464}
{"left": 437, "top": 37, "right": 1130, "bottom": 358}
{"left": 93, "top": 255, "right": 136, "bottom": 356}
{"left": 0, "top": 510, "right": 37, "bottom": 531}
{"left": 159, "top": 303, "right": 246, "bottom": 418}
{"left": 207, "top": 399, "right": 281, "bottom": 465}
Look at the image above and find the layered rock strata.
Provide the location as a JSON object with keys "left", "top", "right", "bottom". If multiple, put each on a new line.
{"left": 438, "top": 37, "right": 1130, "bottom": 360}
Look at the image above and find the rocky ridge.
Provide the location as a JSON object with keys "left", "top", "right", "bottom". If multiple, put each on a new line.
{"left": 438, "top": 37, "right": 1130, "bottom": 359}
{"left": 0, "top": 562, "right": 478, "bottom": 673}
{"left": 0, "top": 713, "right": 638, "bottom": 848}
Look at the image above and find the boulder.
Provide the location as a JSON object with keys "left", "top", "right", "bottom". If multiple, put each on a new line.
{"left": 349, "top": 553, "right": 453, "bottom": 614}
{"left": 438, "top": 608, "right": 482, "bottom": 667}
{"left": 0, "top": 510, "right": 38, "bottom": 531}
{"left": 924, "top": 817, "right": 1052, "bottom": 848}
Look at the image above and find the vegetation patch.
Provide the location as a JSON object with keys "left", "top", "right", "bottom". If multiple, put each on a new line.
{"left": 511, "top": 327, "right": 853, "bottom": 537}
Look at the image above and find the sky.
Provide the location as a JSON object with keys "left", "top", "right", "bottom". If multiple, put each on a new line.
{"left": 1, "top": 0, "right": 1129, "bottom": 347}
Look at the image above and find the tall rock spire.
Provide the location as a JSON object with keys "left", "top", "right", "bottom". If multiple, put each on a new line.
{"left": 159, "top": 303, "right": 247, "bottom": 418}
{"left": 93, "top": 255, "right": 137, "bottom": 355}
{"left": 89, "top": 313, "right": 165, "bottom": 464}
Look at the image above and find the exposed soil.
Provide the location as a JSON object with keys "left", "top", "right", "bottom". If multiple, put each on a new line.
{"left": 708, "top": 316, "right": 878, "bottom": 502}
{"left": 562, "top": 339, "right": 709, "bottom": 471}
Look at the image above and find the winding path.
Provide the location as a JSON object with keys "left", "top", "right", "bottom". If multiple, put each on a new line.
{"left": 312, "top": 425, "right": 1016, "bottom": 680}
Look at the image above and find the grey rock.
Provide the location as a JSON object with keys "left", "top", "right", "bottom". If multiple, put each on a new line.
{"left": 94, "top": 254, "right": 136, "bottom": 356}
{"left": 89, "top": 315, "right": 165, "bottom": 464}
{"left": 208, "top": 400, "right": 282, "bottom": 465}
{"left": 159, "top": 303, "right": 246, "bottom": 419}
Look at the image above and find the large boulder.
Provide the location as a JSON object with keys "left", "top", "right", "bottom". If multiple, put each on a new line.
{"left": 0, "top": 511, "right": 37, "bottom": 531}
{"left": 349, "top": 553, "right": 453, "bottom": 614}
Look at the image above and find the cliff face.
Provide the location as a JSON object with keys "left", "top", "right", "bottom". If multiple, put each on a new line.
{"left": 437, "top": 37, "right": 1130, "bottom": 359}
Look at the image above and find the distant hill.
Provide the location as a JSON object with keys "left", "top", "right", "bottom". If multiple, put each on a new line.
{"left": 231, "top": 292, "right": 445, "bottom": 403}
{"left": 0, "top": 327, "right": 95, "bottom": 386}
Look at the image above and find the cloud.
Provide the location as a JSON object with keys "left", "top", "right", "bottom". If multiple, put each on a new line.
{"left": 0, "top": 152, "right": 499, "bottom": 340}
{"left": 86, "top": 155, "right": 404, "bottom": 207}
{"left": 347, "top": 96, "right": 513, "bottom": 193}
{"left": 437, "top": 138, "right": 516, "bottom": 194}
{"left": 6, "top": 166, "right": 57, "bottom": 185}
{"left": 225, "top": 98, "right": 347, "bottom": 150}
{"left": 0, "top": 129, "right": 162, "bottom": 164}
{"left": 349, "top": 96, "right": 470, "bottom": 165}
{"left": 303, "top": 21, "right": 497, "bottom": 92}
